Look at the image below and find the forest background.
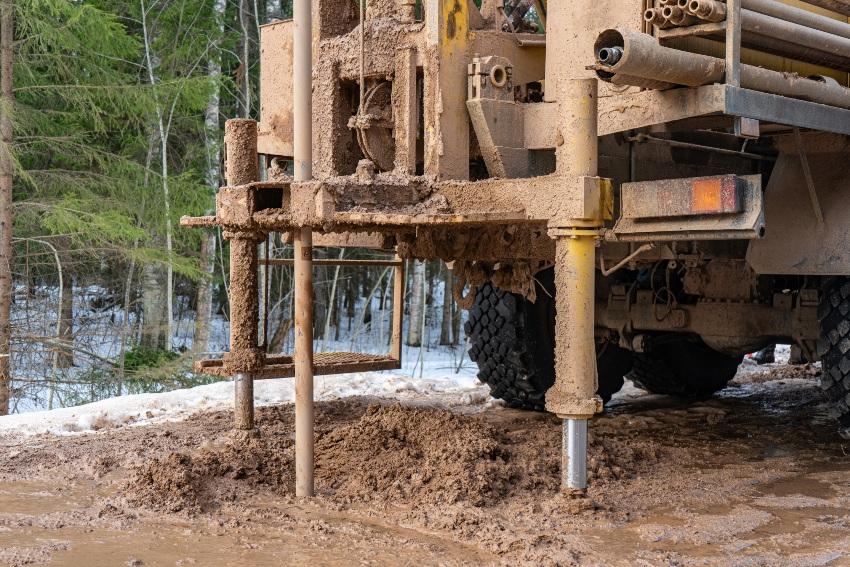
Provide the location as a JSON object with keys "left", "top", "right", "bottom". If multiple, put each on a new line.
{"left": 0, "top": 0, "right": 464, "bottom": 414}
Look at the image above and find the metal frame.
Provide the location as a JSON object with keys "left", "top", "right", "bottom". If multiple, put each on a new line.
{"left": 599, "top": 84, "right": 850, "bottom": 137}
{"left": 194, "top": 256, "right": 405, "bottom": 379}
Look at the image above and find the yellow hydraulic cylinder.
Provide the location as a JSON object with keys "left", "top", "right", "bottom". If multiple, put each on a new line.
{"left": 546, "top": 75, "right": 606, "bottom": 494}
{"left": 548, "top": 231, "right": 600, "bottom": 416}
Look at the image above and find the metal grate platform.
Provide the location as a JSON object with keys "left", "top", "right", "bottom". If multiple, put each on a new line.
{"left": 196, "top": 351, "right": 400, "bottom": 379}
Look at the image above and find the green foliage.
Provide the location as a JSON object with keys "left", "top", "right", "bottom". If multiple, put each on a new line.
{"left": 12, "top": 0, "right": 154, "bottom": 260}
{"left": 12, "top": 0, "right": 220, "bottom": 278}
{"left": 8, "top": 0, "right": 288, "bottom": 406}
{"left": 123, "top": 345, "right": 180, "bottom": 372}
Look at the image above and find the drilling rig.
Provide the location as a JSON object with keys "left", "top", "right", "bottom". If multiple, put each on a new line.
{"left": 183, "top": 0, "right": 850, "bottom": 495}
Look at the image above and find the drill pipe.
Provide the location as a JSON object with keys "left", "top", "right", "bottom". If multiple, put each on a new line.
{"left": 688, "top": 0, "right": 727, "bottom": 22}
{"left": 742, "top": 0, "right": 850, "bottom": 41}
{"left": 594, "top": 28, "right": 850, "bottom": 110}
{"left": 663, "top": 5, "right": 701, "bottom": 25}
{"left": 743, "top": 30, "right": 850, "bottom": 71}
{"left": 644, "top": 7, "right": 675, "bottom": 29}
{"left": 656, "top": 5, "right": 850, "bottom": 71}
{"left": 679, "top": 0, "right": 850, "bottom": 41}
{"left": 805, "top": 0, "right": 850, "bottom": 17}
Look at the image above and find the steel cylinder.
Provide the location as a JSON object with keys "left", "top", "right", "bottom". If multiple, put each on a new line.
{"left": 744, "top": 0, "right": 850, "bottom": 40}
{"left": 549, "top": 234, "right": 600, "bottom": 412}
{"left": 294, "top": 228, "right": 314, "bottom": 497}
{"left": 741, "top": 8, "right": 850, "bottom": 62}
{"left": 595, "top": 28, "right": 850, "bottom": 110}
{"left": 690, "top": 0, "right": 727, "bottom": 22}
{"left": 663, "top": 5, "right": 700, "bottom": 25}
{"left": 227, "top": 237, "right": 260, "bottom": 355}
{"left": 596, "top": 28, "right": 726, "bottom": 87}
{"left": 293, "top": 0, "right": 315, "bottom": 498}
{"left": 556, "top": 79, "right": 598, "bottom": 180}
{"left": 224, "top": 119, "right": 258, "bottom": 187}
{"left": 234, "top": 373, "right": 254, "bottom": 430}
{"left": 293, "top": 0, "right": 312, "bottom": 184}
{"left": 564, "top": 419, "right": 589, "bottom": 490}
{"left": 644, "top": 8, "right": 672, "bottom": 29}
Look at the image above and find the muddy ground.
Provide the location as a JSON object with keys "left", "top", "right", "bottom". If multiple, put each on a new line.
{"left": 2, "top": 363, "right": 850, "bottom": 566}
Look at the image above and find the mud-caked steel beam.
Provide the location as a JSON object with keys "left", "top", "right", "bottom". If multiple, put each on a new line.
{"left": 293, "top": 0, "right": 315, "bottom": 498}
{"left": 545, "top": 1, "right": 605, "bottom": 494}
{"left": 222, "top": 119, "right": 263, "bottom": 431}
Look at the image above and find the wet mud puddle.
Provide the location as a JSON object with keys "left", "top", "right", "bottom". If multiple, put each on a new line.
{"left": 4, "top": 372, "right": 850, "bottom": 566}
{"left": 0, "top": 480, "right": 486, "bottom": 567}
{"left": 582, "top": 460, "right": 850, "bottom": 565}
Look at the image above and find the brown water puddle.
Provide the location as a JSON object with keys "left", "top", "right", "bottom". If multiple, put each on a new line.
{"left": 0, "top": 480, "right": 485, "bottom": 566}
{"left": 581, "top": 462, "right": 850, "bottom": 565}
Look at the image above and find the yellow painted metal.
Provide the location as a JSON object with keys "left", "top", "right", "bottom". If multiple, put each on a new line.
{"left": 545, "top": 232, "right": 602, "bottom": 419}
{"left": 440, "top": 0, "right": 469, "bottom": 52}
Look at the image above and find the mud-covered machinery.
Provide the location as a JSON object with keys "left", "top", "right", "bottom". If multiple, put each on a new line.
{"left": 183, "top": 0, "right": 850, "bottom": 495}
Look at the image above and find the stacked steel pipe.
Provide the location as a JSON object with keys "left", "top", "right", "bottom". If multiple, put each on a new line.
{"left": 644, "top": 0, "right": 850, "bottom": 71}
{"left": 593, "top": 27, "right": 850, "bottom": 109}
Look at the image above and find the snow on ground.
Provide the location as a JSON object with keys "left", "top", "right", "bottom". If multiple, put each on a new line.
{"left": 0, "top": 345, "right": 488, "bottom": 437}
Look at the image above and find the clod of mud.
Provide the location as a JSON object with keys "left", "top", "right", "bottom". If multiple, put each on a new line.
{"left": 316, "top": 404, "right": 511, "bottom": 506}
{"left": 124, "top": 402, "right": 665, "bottom": 515}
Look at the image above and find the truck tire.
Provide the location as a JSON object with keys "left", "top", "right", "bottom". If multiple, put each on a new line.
{"left": 628, "top": 338, "right": 742, "bottom": 398}
{"left": 465, "top": 270, "right": 632, "bottom": 411}
{"left": 818, "top": 277, "right": 850, "bottom": 439}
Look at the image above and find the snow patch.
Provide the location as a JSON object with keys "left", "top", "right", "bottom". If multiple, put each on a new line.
{"left": 0, "top": 355, "right": 487, "bottom": 437}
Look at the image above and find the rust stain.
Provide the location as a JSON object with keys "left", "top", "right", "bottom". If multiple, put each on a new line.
{"left": 445, "top": 0, "right": 463, "bottom": 40}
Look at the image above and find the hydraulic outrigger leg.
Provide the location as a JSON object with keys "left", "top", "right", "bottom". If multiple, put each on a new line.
{"left": 546, "top": 77, "right": 605, "bottom": 494}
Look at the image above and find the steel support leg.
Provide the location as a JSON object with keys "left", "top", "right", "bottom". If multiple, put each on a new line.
{"left": 294, "top": 228, "right": 314, "bottom": 497}
{"left": 293, "top": 0, "right": 314, "bottom": 498}
{"left": 224, "top": 233, "right": 264, "bottom": 431}
{"left": 546, "top": 76, "right": 605, "bottom": 494}
{"left": 222, "top": 119, "right": 261, "bottom": 432}
{"left": 548, "top": 229, "right": 601, "bottom": 493}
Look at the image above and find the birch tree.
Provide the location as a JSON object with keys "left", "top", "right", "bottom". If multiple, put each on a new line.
{"left": 0, "top": 0, "right": 13, "bottom": 415}
{"left": 137, "top": 0, "right": 215, "bottom": 351}
{"left": 407, "top": 260, "right": 426, "bottom": 347}
{"left": 195, "top": 0, "right": 228, "bottom": 356}
{"left": 440, "top": 264, "right": 453, "bottom": 345}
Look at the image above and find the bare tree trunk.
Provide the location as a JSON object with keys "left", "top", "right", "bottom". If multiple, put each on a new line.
{"left": 406, "top": 260, "right": 425, "bottom": 347}
{"left": 238, "top": 0, "right": 252, "bottom": 118}
{"left": 195, "top": 0, "right": 227, "bottom": 357}
{"left": 440, "top": 263, "right": 453, "bottom": 345}
{"left": 117, "top": 257, "right": 136, "bottom": 396}
{"left": 140, "top": 0, "right": 175, "bottom": 350}
{"left": 361, "top": 266, "right": 372, "bottom": 325}
{"left": 56, "top": 270, "right": 73, "bottom": 368}
{"left": 195, "top": 234, "right": 216, "bottom": 354}
{"left": 0, "top": 0, "right": 14, "bottom": 415}
{"left": 140, "top": 263, "right": 167, "bottom": 350}
{"left": 452, "top": 289, "right": 461, "bottom": 346}
{"left": 321, "top": 249, "right": 344, "bottom": 351}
